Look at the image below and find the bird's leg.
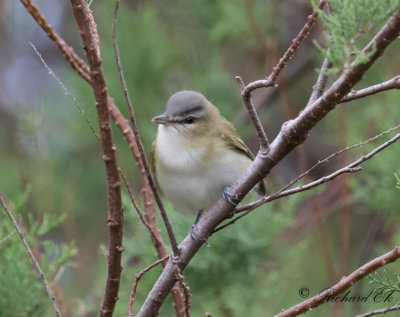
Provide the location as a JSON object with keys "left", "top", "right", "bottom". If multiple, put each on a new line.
{"left": 223, "top": 186, "right": 237, "bottom": 218}
{"left": 189, "top": 210, "right": 209, "bottom": 247}
{"left": 194, "top": 209, "right": 203, "bottom": 225}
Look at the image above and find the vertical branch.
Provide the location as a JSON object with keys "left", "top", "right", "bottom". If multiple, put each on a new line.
{"left": 0, "top": 195, "right": 62, "bottom": 317}
{"left": 306, "top": 3, "right": 333, "bottom": 108}
{"left": 111, "top": 0, "right": 179, "bottom": 258}
{"left": 69, "top": 1, "right": 123, "bottom": 317}
{"left": 112, "top": 2, "right": 186, "bottom": 316}
{"left": 236, "top": 76, "right": 270, "bottom": 154}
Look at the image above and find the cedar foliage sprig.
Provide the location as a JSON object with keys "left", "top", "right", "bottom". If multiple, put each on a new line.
{"left": 314, "top": 0, "right": 400, "bottom": 75}
{"left": 368, "top": 270, "right": 400, "bottom": 303}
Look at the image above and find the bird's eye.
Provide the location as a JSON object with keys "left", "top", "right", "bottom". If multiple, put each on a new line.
{"left": 184, "top": 116, "right": 195, "bottom": 124}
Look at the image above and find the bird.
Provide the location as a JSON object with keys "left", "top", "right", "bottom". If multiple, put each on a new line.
{"left": 149, "top": 90, "right": 266, "bottom": 233}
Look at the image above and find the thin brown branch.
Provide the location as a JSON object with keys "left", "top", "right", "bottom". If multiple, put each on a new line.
{"left": 0, "top": 229, "right": 15, "bottom": 244}
{"left": 215, "top": 130, "right": 400, "bottom": 232}
{"left": 112, "top": 0, "right": 179, "bottom": 257}
{"left": 307, "top": 58, "right": 333, "bottom": 107}
{"left": 118, "top": 167, "right": 161, "bottom": 245}
{"left": 279, "top": 123, "right": 400, "bottom": 193}
{"left": 239, "top": 0, "right": 328, "bottom": 97}
{"left": 179, "top": 280, "right": 191, "bottom": 317}
{"left": 214, "top": 166, "right": 361, "bottom": 233}
{"left": 128, "top": 255, "right": 170, "bottom": 317}
{"left": 231, "top": 131, "right": 400, "bottom": 216}
{"left": 274, "top": 246, "right": 400, "bottom": 317}
{"left": 306, "top": 3, "right": 332, "bottom": 108}
{"left": 355, "top": 304, "right": 400, "bottom": 317}
{"left": 236, "top": 0, "right": 327, "bottom": 156}
{"left": 30, "top": 42, "right": 100, "bottom": 143}
{"left": 137, "top": 11, "right": 400, "bottom": 317}
{"left": 340, "top": 76, "right": 400, "bottom": 103}
{"left": 69, "top": 2, "right": 123, "bottom": 317}
{"left": 267, "top": 0, "right": 327, "bottom": 84}
{"left": 0, "top": 194, "right": 62, "bottom": 317}
{"left": 236, "top": 75, "right": 270, "bottom": 155}
{"left": 19, "top": 0, "right": 90, "bottom": 82}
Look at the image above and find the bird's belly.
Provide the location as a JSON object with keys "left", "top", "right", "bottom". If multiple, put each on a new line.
{"left": 156, "top": 148, "right": 252, "bottom": 215}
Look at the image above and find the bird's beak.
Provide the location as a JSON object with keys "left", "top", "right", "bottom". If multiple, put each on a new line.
{"left": 152, "top": 114, "right": 172, "bottom": 124}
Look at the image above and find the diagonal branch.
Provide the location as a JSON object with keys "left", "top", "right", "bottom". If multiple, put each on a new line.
{"left": 355, "top": 304, "right": 400, "bottom": 317}
{"left": 307, "top": 57, "right": 332, "bottom": 108}
{"left": 236, "top": 0, "right": 328, "bottom": 156}
{"left": 306, "top": 3, "right": 333, "bottom": 108}
{"left": 278, "top": 123, "right": 400, "bottom": 194}
{"left": 0, "top": 194, "right": 62, "bottom": 317}
{"left": 214, "top": 132, "right": 400, "bottom": 232}
{"left": 340, "top": 75, "right": 400, "bottom": 103}
{"left": 19, "top": 0, "right": 90, "bottom": 82}
{"left": 129, "top": 255, "right": 169, "bottom": 317}
{"left": 112, "top": 0, "right": 179, "bottom": 257}
{"left": 274, "top": 246, "right": 400, "bottom": 317}
{"left": 136, "top": 11, "right": 400, "bottom": 317}
{"left": 69, "top": 1, "right": 123, "bottom": 317}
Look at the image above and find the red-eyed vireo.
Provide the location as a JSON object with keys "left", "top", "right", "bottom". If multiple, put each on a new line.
{"left": 150, "top": 91, "right": 266, "bottom": 228}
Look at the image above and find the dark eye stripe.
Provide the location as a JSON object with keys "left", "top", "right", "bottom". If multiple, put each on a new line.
{"left": 178, "top": 105, "right": 203, "bottom": 117}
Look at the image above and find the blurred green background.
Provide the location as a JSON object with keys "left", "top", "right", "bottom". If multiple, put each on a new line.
{"left": 0, "top": 0, "right": 399, "bottom": 316}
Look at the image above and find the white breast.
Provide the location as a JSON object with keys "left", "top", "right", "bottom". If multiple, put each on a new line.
{"left": 155, "top": 125, "right": 252, "bottom": 215}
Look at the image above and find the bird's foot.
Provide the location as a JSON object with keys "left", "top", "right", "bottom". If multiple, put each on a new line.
{"left": 189, "top": 210, "right": 209, "bottom": 246}
{"left": 223, "top": 186, "right": 237, "bottom": 218}
{"left": 189, "top": 224, "right": 209, "bottom": 247}
{"left": 223, "top": 186, "right": 238, "bottom": 206}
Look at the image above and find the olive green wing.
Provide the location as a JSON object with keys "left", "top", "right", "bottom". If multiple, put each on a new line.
{"left": 220, "top": 118, "right": 267, "bottom": 196}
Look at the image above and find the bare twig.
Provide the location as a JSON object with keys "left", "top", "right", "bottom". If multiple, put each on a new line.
{"left": 340, "top": 76, "right": 400, "bottom": 103}
{"left": 307, "top": 58, "right": 333, "bottom": 107}
{"left": 355, "top": 304, "right": 400, "bottom": 317}
{"left": 0, "top": 195, "right": 62, "bottom": 317}
{"left": 118, "top": 167, "right": 161, "bottom": 244}
{"left": 214, "top": 166, "right": 362, "bottom": 233}
{"left": 128, "top": 255, "right": 170, "bottom": 317}
{"left": 274, "top": 246, "right": 400, "bottom": 317}
{"left": 279, "top": 123, "right": 400, "bottom": 193}
{"left": 306, "top": 3, "right": 332, "bottom": 108}
{"left": 240, "top": 0, "right": 328, "bottom": 96}
{"left": 228, "top": 131, "right": 400, "bottom": 218}
{"left": 179, "top": 280, "right": 191, "bottom": 317}
{"left": 236, "top": 0, "right": 328, "bottom": 156}
{"left": 236, "top": 75, "right": 270, "bottom": 155}
{"left": 70, "top": 2, "right": 123, "bottom": 317}
{"left": 29, "top": 42, "right": 100, "bottom": 143}
{"left": 112, "top": 0, "right": 179, "bottom": 257}
{"left": 266, "top": 0, "right": 328, "bottom": 84}
{"left": 19, "top": 0, "right": 90, "bottom": 82}
{"left": 0, "top": 229, "right": 15, "bottom": 245}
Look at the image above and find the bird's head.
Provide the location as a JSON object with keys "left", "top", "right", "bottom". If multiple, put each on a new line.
{"left": 152, "top": 90, "right": 219, "bottom": 139}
